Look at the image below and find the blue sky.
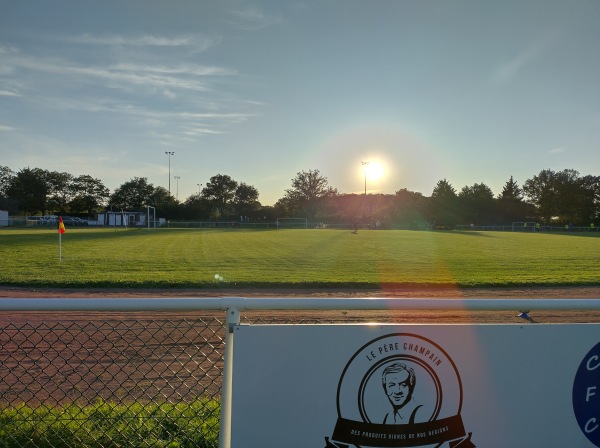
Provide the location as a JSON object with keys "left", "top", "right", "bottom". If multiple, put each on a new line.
{"left": 1, "top": 0, "right": 599, "bottom": 205}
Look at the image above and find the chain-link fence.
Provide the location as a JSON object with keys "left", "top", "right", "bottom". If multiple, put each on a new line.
{"left": 0, "top": 311, "right": 228, "bottom": 448}
{"left": 0, "top": 307, "right": 366, "bottom": 448}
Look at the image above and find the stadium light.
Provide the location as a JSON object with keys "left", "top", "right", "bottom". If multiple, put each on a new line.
{"left": 174, "top": 176, "right": 181, "bottom": 201}
{"left": 197, "top": 183, "right": 202, "bottom": 195}
{"left": 165, "top": 151, "right": 175, "bottom": 195}
{"left": 361, "top": 161, "right": 369, "bottom": 195}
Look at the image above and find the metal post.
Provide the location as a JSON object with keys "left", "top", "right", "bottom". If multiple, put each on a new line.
{"left": 362, "top": 161, "right": 369, "bottom": 195}
{"left": 174, "top": 176, "right": 180, "bottom": 201}
{"left": 219, "top": 307, "right": 240, "bottom": 448}
{"left": 165, "top": 151, "right": 174, "bottom": 195}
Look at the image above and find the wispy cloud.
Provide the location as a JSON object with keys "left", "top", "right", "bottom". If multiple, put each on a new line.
{"left": 182, "top": 128, "right": 225, "bottom": 136}
{"left": 227, "top": 7, "right": 282, "bottom": 30}
{"left": 111, "top": 63, "right": 237, "bottom": 77}
{"left": 7, "top": 55, "right": 213, "bottom": 92}
{"left": 0, "top": 90, "right": 20, "bottom": 97}
{"left": 491, "top": 34, "right": 555, "bottom": 84}
{"left": 0, "top": 31, "right": 263, "bottom": 148}
{"left": 548, "top": 147, "right": 566, "bottom": 154}
{"left": 0, "top": 124, "right": 14, "bottom": 131}
{"left": 67, "top": 33, "right": 219, "bottom": 51}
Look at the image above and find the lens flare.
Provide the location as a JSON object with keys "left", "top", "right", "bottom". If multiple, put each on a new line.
{"left": 365, "top": 162, "right": 384, "bottom": 181}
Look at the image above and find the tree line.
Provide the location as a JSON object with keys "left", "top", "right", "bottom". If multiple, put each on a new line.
{"left": 1, "top": 165, "right": 598, "bottom": 226}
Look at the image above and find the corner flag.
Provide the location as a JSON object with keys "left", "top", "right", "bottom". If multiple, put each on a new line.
{"left": 58, "top": 216, "right": 65, "bottom": 261}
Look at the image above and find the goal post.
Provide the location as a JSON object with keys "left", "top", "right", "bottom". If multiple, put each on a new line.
{"left": 276, "top": 218, "right": 308, "bottom": 229}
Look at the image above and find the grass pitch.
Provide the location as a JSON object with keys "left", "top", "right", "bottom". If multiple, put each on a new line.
{"left": 1, "top": 228, "right": 599, "bottom": 288}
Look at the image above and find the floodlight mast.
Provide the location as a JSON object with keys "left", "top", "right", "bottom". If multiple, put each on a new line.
{"left": 362, "top": 161, "right": 369, "bottom": 195}
{"left": 165, "top": 151, "right": 175, "bottom": 194}
{"left": 174, "top": 176, "right": 181, "bottom": 201}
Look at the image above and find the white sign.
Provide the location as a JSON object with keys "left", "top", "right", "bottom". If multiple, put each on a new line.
{"left": 231, "top": 324, "right": 600, "bottom": 447}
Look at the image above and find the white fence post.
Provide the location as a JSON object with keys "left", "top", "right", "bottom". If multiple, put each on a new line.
{"left": 219, "top": 306, "right": 240, "bottom": 448}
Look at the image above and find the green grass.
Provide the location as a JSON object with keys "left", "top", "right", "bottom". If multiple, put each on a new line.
{"left": 1, "top": 228, "right": 599, "bottom": 288}
{"left": 0, "top": 398, "right": 220, "bottom": 448}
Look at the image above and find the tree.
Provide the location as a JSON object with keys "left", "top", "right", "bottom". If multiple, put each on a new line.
{"left": 429, "top": 179, "right": 458, "bottom": 226}
{"left": 233, "top": 182, "right": 260, "bottom": 218}
{"left": 523, "top": 169, "right": 591, "bottom": 224}
{"left": 281, "top": 169, "right": 337, "bottom": 221}
{"left": 580, "top": 175, "right": 600, "bottom": 224}
{"left": 523, "top": 169, "right": 559, "bottom": 223}
{"left": 148, "top": 186, "right": 177, "bottom": 208}
{"left": 184, "top": 193, "right": 212, "bottom": 220}
{"left": 0, "top": 165, "right": 14, "bottom": 198}
{"left": 202, "top": 174, "right": 238, "bottom": 219}
{"left": 0, "top": 165, "right": 15, "bottom": 211}
{"left": 110, "top": 177, "right": 155, "bottom": 209}
{"left": 45, "top": 171, "right": 74, "bottom": 214}
{"left": 146, "top": 186, "right": 181, "bottom": 219}
{"left": 392, "top": 189, "right": 427, "bottom": 225}
{"left": 458, "top": 183, "right": 495, "bottom": 224}
{"left": 327, "top": 194, "right": 362, "bottom": 223}
{"left": 498, "top": 176, "right": 523, "bottom": 202}
{"left": 69, "top": 175, "right": 110, "bottom": 215}
{"left": 7, "top": 167, "right": 48, "bottom": 214}
{"left": 554, "top": 169, "right": 583, "bottom": 224}
{"left": 497, "top": 176, "right": 531, "bottom": 222}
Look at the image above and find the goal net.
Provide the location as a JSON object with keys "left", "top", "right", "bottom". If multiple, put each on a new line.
{"left": 276, "top": 218, "right": 308, "bottom": 229}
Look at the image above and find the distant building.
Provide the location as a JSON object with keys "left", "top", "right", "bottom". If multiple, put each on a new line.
{"left": 98, "top": 210, "right": 148, "bottom": 227}
{"left": 0, "top": 210, "right": 7, "bottom": 227}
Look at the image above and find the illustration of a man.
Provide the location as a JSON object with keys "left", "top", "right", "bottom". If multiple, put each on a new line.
{"left": 382, "top": 362, "right": 423, "bottom": 425}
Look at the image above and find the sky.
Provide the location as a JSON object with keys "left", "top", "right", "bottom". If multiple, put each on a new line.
{"left": 1, "top": 0, "right": 599, "bottom": 206}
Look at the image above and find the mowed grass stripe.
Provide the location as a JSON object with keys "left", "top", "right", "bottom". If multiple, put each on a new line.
{"left": 0, "top": 228, "right": 599, "bottom": 288}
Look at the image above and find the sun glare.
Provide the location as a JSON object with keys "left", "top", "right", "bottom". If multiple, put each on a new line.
{"left": 365, "top": 162, "right": 384, "bottom": 181}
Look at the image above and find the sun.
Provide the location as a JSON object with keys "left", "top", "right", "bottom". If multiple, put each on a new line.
{"left": 364, "top": 162, "right": 384, "bottom": 181}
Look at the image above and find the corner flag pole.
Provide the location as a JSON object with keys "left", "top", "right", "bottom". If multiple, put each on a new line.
{"left": 58, "top": 216, "right": 65, "bottom": 261}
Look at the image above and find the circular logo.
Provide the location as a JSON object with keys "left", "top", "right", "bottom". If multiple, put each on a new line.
{"left": 573, "top": 341, "right": 600, "bottom": 447}
{"left": 327, "top": 333, "right": 472, "bottom": 447}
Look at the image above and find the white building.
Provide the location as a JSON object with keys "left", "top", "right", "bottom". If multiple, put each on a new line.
{"left": 98, "top": 211, "right": 148, "bottom": 227}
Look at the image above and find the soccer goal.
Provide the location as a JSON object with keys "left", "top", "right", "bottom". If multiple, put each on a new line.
{"left": 276, "top": 218, "right": 308, "bottom": 229}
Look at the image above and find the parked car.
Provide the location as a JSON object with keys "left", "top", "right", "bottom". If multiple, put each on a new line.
{"left": 39, "top": 215, "right": 57, "bottom": 224}
{"left": 26, "top": 216, "right": 43, "bottom": 226}
{"left": 62, "top": 216, "right": 83, "bottom": 226}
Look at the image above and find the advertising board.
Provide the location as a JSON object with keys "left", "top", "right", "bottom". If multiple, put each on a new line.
{"left": 231, "top": 324, "right": 600, "bottom": 447}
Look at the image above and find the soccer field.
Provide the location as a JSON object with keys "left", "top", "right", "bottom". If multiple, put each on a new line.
{"left": 1, "top": 228, "right": 599, "bottom": 288}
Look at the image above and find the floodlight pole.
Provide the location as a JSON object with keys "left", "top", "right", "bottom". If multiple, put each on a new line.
{"left": 362, "top": 161, "right": 369, "bottom": 196}
{"left": 197, "top": 183, "right": 202, "bottom": 195}
{"left": 174, "top": 176, "right": 181, "bottom": 201}
{"left": 165, "top": 151, "right": 174, "bottom": 195}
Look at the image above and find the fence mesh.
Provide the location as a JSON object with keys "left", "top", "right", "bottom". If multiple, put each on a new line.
{"left": 0, "top": 312, "right": 228, "bottom": 448}
{"left": 0, "top": 308, "right": 410, "bottom": 447}
{"left": 0, "top": 309, "right": 375, "bottom": 448}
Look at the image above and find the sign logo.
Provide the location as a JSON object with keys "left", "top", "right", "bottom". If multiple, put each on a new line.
{"left": 573, "top": 341, "right": 600, "bottom": 447}
{"left": 325, "top": 333, "right": 474, "bottom": 447}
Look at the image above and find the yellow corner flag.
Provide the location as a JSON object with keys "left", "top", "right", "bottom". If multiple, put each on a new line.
{"left": 58, "top": 216, "right": 65, "bottom": 234}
